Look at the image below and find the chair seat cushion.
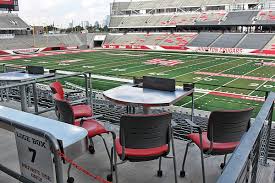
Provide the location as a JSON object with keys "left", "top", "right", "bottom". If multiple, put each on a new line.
{"left": 72, "top": 104, "right": 93, "bottom": 119}
{"left": 74, "top": 119, "right": 107, "bottom": 137}
{"left": 187, "top": 132, "right": 239, "bottom": 153}
{"left": 115, "top": 139, "right": 168, "bottom": 157}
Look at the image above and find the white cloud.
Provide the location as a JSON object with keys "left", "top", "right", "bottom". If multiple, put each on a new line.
{"left": 18, "top": 0, "right": 113, "bottom": 27}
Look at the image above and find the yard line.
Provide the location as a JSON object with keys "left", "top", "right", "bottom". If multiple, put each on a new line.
{"left": 248, "top": 75, "right": 275, "bottom": 96}
{"left": 86, "top": 51, "right": 190, "bottom": 72}
{"left": 116, "top": 50, "right": 275, "bottom": 61}
{"left": 91, "top": 53, "right": 187, "bottom": 73}
{"left": 181, "top": 64, "right": 269, "bottom": 107}
{"left": 125, "top": 56, "right": 220, "bottom": 75}
{"left": 161, "top": 57, "right": 228, "bottom": 74}
{"left": 173, "top": 58, "right": 246, "bottom": 79}
{"left": 56, "top": 54, "right": 144, "bottom": 71}
{"left": 103, "top": 54, "right": 207, "bottom": 74}
{"left": 192, "top": 59, "right": 253, "bottom": 83}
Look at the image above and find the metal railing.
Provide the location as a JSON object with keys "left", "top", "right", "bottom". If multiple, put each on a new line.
{"left": 217, "top": 92, "right": 275, "bottom": 183}
{"left": 0, "top": 65, "right": 93, "bottom": 114}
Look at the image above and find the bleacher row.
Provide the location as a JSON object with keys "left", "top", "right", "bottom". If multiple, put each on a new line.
{"left": 112, "top": 0, "right": 259, "bottom": 11}
{"left": 104, "top": 32, "right": 275, "bottom": 50}
{"left": 109, "top": 10, "right": 275, "bottom": 28}
{"left": 0, "top": 33, "right": 96, "bottom": 50}
{"left": 0, "top": 13, "right": 29, "bottom": 30}
{"left": 1, "top": 32, "right": 275, "bottom": 51}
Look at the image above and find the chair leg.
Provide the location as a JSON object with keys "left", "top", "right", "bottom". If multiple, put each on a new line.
{"left": 107, "top": 137, "right": 118, "bottom": 183}
{"left": 199, "top": 135, "right": 206, "bottom": 183}
{"left": 88, "top": 138, "right": 95, "bottom": 154}
{"left": 180, "top": 142, "right": 191, "bottom": 178}
{"left": 113, "top": 140, "right": 118, "bottom": 183}
{"left": 157, "top": 157, "right": 163, "bottom": 177}
{"left": 67, "top": 163, "right": 74, "bottom": 183}
{"left": 107, "top": 147, "right": 114, "bottom": 182}
{"left": 100, "top": 135, "right": 111, "bottom": 161}
{"left": 220, "top": 154, "right": 227, "bottom": 169}
{"left": 171, "top": 135, "right": 178, "bottom": 183}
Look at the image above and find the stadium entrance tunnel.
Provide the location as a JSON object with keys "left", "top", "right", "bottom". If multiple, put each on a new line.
{"left": 94, "top": 40, "right": 103, "bottom": 48}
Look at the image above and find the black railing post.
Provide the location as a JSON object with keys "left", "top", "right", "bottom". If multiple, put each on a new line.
{"left": 263, "top": 99, "right": 274, "bottom": 165}
{"left": 191, "top": 83, "right": 195, "bottom": 121}
{"left": 265, "top": 91, "right": 269, "bottom": 100}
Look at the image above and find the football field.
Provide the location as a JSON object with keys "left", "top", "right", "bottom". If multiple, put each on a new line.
{"left": 1, "top": 50, "right": 275, "bottom": 117}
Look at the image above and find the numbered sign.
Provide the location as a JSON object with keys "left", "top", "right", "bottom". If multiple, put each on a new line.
{"left": 15, "top": 129, "right": 55, "bottom": 183}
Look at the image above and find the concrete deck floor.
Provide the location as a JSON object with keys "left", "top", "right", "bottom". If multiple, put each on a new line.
{"left": 0, "top": 101, "right": 274, "bottom": 183}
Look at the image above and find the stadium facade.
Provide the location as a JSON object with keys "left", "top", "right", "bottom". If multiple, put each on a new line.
{"left": 2, "top": 0, "right": 275, "bottom": 56}
{"left": 102, "top": 0, "right": 275, "bottom": 55}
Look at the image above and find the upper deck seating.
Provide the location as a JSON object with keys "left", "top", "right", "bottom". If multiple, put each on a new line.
{"left": 195, "top": 11, "right": 227, "bottom": 25}
{"left": 255, "top": 10, "right": 275, "bottom": 25}
{"left": 161, "top": 33, "right": 198, "bottom": 47}
{"left": 0, "top": 14, "right": 30, "bottom": 30}
{"left": 109, "top": 17, "right": 124, "bottom": 27}
{"left": 220, "top": 11, "right": 259, "bottom": 25}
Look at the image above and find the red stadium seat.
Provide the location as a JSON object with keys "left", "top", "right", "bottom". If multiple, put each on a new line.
{"left": 50, "top": 82, "right": 93, "bottom": 119}
{"left": 180, "top": 108, "right": 253, "bottom": 183}
{"left": 53, "top": 93, "right": 116, "bottom": 182}
{"left": 108, "top": 113, "right": 177, "bottom": 183}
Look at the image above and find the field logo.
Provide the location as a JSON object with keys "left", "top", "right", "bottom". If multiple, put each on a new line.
{"left": 145, "top": 58, "right": 181, "bottom": 66}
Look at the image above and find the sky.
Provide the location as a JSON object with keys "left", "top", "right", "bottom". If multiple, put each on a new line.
{"left": 17, "top": 0, "right": 115, "bottom": 28}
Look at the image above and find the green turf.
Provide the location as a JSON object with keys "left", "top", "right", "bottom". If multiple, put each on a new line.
{"left": 2, "top": 50, "right": 275, "bottom": 118}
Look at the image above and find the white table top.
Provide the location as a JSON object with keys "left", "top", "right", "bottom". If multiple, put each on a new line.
{"left": 103, "top": 85, "right": 194, "bottom": 107}
{"left": 0, "top": 106, "right": 88, "bottom": 148}
{"left": 0, "top": 71, "right": 54, "bottom": 81}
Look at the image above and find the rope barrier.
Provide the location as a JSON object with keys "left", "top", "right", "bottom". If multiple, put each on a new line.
{"left": 57, "top": 151, "right": 111, "bottom": 183}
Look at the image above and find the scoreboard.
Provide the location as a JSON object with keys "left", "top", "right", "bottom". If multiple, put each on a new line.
{"left": 0, "top": 0, "right": 14, "bottom": 5}
{"left": 0, "top": 0, "right": 19, "bottom": 11}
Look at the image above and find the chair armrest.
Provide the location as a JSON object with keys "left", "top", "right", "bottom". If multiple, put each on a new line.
{"left": 81, "top": 115, "right": 103, "bottom": 121}
{"left": 69, "top": 98, "right": 88, "bottom": 105}
{"left": 77, "top": 115, "right": 103, "bottom": 127}
{"left": 185, "top": 119, "right": 202, "bottom": 134}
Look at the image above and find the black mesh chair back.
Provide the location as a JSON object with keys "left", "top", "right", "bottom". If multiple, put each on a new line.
{"left": 26, "top": 66, "right": 44, "bottom": 75}
{"left": 119, "top": 113, "right": 172, "bottom": 149}
{"left": 207, "top": 108, "right": 253, "bottom": 143}
{"left": 53, "top": 94, "right": 74, "bottom": 125}
{"left": 143, "top": 76, "right": 175, "bottom": 92}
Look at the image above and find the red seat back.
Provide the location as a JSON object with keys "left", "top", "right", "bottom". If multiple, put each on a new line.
{"left": 50, "top": 82, "right": 65, "bottom": 99}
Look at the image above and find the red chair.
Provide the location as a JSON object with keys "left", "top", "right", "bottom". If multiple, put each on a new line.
{"left": 50, "top": 81, "right": 93, "bottom": 119}
{"left": 180, "top": 108, "right": 253, "bottom": 183}
{"left": 108, "top": 113, "right": 178, "bottom": 183}
{"left": 53, "top": 94, "right": 116, "bottom": 182}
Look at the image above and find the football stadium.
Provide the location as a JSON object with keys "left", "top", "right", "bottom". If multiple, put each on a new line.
{"left": 1, "top": 0, "right": 275, "bottom": 183}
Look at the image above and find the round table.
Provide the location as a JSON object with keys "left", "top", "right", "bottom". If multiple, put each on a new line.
{"left": 103, "top": 84, "right": 194, "bottom": 114}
